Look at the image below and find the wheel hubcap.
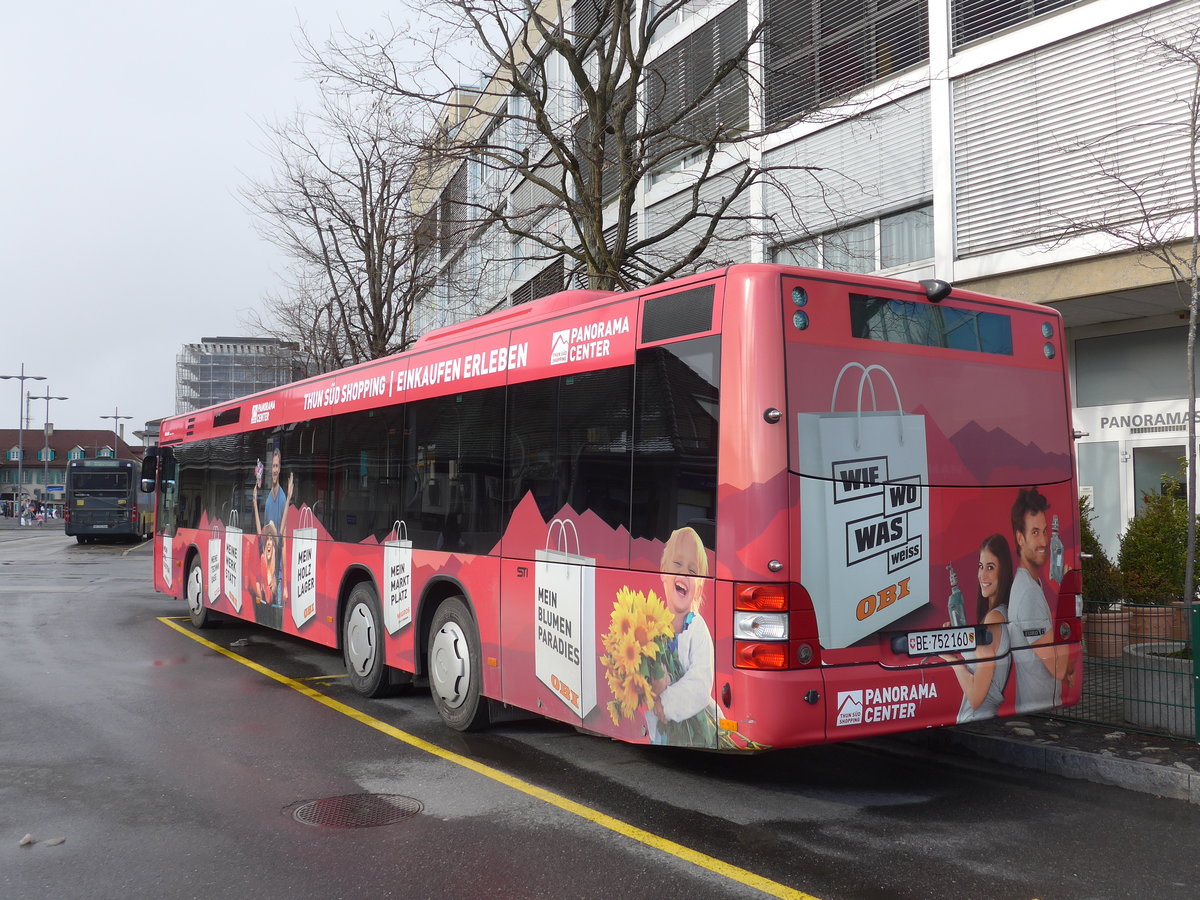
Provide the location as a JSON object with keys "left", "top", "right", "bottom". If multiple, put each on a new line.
{"left": 430, "top": 621, "right": 469, "bottom": 708}
{"left": 346, "top": 603, "right": 376, "bottom": 676}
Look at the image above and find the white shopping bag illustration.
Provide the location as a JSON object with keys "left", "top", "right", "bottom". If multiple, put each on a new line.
{"left": 382, "top": 520, "right": 413, "bottom": 634}
{"left": 224, "top": 510, "right": 243, "bottom": 612}
{"left": 534, "top": 519, "right": 596, "bottom": 719}
{"left": 207, "top": 535, "right": 222, "bottom": 605}
{"left": 162, "top": 533, "right": 173, "bottom": 590}
{"left": 290, "top": 506, "right": 318, "bottom": 629}
{"left": 798, "top": 363, "right": 929, "bottom": 648}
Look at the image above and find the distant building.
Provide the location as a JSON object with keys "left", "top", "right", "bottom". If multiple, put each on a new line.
{"left": 175, "top": 337, "right": 302, "bottom": 414}
{"left": 0, "top": 428, "right": 143, "bottom": 505}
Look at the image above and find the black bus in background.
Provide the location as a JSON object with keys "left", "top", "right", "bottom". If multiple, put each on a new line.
{"left": 64, "top": 458, "right": 153, "bottom": 543}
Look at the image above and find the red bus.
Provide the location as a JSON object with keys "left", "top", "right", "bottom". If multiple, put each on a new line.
{"left": 143, "top": 264, "right": 1082, "bottom": 750}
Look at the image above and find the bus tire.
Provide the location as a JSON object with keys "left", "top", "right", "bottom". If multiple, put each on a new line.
{"left": 428, "top": 596, "right": 490, "bottom": 732}
{"left": 343, "top": 583, "right": 393, "bottom": 698}
{"left": 186, "top": 558, "right": 218, "bottom": 628}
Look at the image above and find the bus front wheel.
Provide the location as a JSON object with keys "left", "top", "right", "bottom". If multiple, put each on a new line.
{"left": 343, "top": 583, "right": 395, "bottom": 698}
{"left": 428, "top": 596, "right": 490, "bottom": 732}
{"left": 186, "top": 558, "right": 218, "bottom": 628}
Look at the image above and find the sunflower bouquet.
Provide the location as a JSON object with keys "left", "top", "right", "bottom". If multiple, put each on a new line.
{"left": 599, "top": 586, "right": 676, "bottom": 727}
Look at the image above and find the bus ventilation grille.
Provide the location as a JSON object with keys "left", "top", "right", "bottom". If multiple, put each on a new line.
{"left": 287, "top": 793, "right": 423, "bottom": 828}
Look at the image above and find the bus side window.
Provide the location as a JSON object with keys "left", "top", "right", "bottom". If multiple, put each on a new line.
{"left": 631, "top": 336, "right": 720, "bottom": 552}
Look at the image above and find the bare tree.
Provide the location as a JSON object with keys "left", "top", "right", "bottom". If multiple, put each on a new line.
{"left": 299, "top": 0, "right": 875, "bottom": 293}
{"left": 1056, "top": 24, "right": 1200, "bottom": 604}
{"left": 242, "top": 86, "right": 446, "bottom": 371}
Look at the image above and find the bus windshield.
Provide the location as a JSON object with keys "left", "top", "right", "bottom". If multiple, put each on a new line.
{"left": 70, "top": 472, "right": 131, "bottom": 493}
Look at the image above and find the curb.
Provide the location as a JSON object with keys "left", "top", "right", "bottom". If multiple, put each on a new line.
{"left": 931, "top": 728, "right": 1200, "bottom": 804}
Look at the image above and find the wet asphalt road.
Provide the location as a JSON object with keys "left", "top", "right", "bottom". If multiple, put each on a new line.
{"left": 3, "top": 525, "right": 1200, "bottom": 900}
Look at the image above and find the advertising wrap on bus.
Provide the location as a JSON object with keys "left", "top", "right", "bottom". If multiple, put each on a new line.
{"left": 149, "top": 264, "right": 1081, "bottom": 752}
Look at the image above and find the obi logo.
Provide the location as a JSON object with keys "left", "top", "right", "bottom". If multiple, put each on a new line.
{"left": 856, "top": 577, "right": 911, "bottom": 621}
{"left": 836, "top": 690, "right": 864, "bottom": 727}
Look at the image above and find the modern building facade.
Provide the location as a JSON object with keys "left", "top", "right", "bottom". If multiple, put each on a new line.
{"left": 416, "top": 0, "right": 1197, "bottom": 556}
{"left": 175, "top": 337, "right": 303, "bottom": 415}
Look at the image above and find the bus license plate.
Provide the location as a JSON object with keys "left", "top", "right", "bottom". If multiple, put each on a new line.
{"left": 907, "top": 627, "right": 976, "bottom": 656}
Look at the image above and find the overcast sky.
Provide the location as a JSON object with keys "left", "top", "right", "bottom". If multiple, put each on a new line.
{"left": 3, "top": 2, "right": 397, "bottom": 444}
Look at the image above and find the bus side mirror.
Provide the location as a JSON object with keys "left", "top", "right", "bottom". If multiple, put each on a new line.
{"left": 140, "top": 455, "right": 158, "bottom": 493}
{"left": 161, "top": 456, "right": 177, "bottom": 486}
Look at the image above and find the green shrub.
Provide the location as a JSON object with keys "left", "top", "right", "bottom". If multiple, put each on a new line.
{"left": 1117, "top": 471, "right": 1191, "bottom": 605}
{"left": 1080, "top": 497, "right": 1123, "bottom": 609}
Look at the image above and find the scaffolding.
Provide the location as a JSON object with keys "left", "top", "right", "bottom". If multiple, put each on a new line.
{"left": 175, "top": 337, "right": 303, "bottom": 414}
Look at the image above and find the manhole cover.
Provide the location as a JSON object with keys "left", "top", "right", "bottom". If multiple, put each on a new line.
{"left": 289, "top": 793, "right": 423, "bottom": 828}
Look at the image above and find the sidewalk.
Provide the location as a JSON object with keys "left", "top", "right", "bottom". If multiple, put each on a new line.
{"left": 901, "top": 715, "right": 1200, "bottom": 804}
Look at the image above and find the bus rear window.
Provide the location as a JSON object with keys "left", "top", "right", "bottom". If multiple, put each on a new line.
{"left": 849, "top": 294, "right": 1013, "bottom": 356}
{"left": 71, "top": 473, "right": 130, "bottom": 491}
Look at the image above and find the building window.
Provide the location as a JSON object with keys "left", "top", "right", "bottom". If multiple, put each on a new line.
{"left": 764, "top": 0, "right": 929, "bottom": 125}
{"left": 69, "top": 447, "right": 85, "bottom": 460}
{"left": 771, "top": 203, "right": 932, "bottom": 273}
{"left": 951, "top": 0, "right": 1079, "bottom": 49}
{"left": 645, "top": 1, "right": 749, "bottom": 156}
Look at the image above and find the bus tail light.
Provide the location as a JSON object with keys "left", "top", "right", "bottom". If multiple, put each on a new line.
{"left": 734, "top": 611, "right": 788, "bottom": 640}
{"left": 1057, "top": 569, "right": 1083, "bottom": 620}
{"left": 734, "top": 583, "right": 822, "bottom": 669}
{"left": 736, "top": 642, "right": 790, "bottom": 670}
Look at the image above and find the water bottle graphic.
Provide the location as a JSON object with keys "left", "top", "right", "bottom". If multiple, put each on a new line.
{"left": 1050, "top": 514, "right": 1065, "bottom": 583}
{"left": 946, "top": 564, "right": 967, "bottom": 627}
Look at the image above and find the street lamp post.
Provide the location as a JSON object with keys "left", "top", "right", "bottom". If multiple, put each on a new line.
{"left": 28, "top": 388, "right": 68, "bottom": 499}
{"left": 100, "top": 407, "right": 132, "bottom": 457}
{"left": 0, "top": 363, "right": 46, "bottom": 506}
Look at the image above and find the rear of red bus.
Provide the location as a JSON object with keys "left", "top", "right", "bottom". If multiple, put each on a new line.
{"left": 715, "top": 265, "right": 1081, "bottom": 748}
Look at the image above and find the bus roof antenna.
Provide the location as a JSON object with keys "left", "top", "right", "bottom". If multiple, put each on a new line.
{"left": 919, "top": 279, "right": 953, "bottom": 303}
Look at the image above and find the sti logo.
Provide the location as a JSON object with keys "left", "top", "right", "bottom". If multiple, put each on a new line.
{"left": 836, "top": 690, "right": 864, "bottom": 727}
{"left": 550, "top": 330, "right": 571, "bottom": 365}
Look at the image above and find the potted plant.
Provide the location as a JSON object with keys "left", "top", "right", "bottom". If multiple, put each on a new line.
{"left": 1117, "top": 469, "right": 1191, "bottom": 642}
{"left": 1080, "top": 497, "right": 1129, "bottom": 657}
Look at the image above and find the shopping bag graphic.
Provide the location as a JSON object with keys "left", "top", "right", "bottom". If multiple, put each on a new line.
{"left": 162, "top": 533, "right": 173, "bottom": 589}
{"left": 290, "top": 506, "right": 318, "bottom": 628}
{"left": 382, "top": 520, "right": 413, "bottom": 634}
{"left": 534, "top": 518, "right": 596, "bottom": 719}
{"left": 207, "top": 535, "right": 222, "bottom": 605}
{"left": 798, "top": 363, "right": 929, "bottom": 648}
{"left": 224, "top": 510, "right": 243, "bottom": 612}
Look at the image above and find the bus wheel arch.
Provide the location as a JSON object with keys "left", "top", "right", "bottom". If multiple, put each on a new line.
{"left": 183, "top": 546, "right": 218, "bottom": 628}
{"left": 426, "top": 591, "right": 490, "bottom": 732}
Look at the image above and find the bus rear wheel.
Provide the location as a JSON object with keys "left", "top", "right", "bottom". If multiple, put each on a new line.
{"left": 428, "top": 596, "right": 490, "bottom": 732}
{"left": 186, "top": 558, "right": 218, "bottom": 628}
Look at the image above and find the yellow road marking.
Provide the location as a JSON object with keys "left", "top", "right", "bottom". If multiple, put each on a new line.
{"left": 158, "top": 616, "right": 819, "bottom": 900}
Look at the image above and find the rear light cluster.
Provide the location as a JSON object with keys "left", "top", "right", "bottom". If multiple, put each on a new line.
{"left": 733, "top": 584, "right": 821, "bottom": 670}
{"left": 1056, "top": 568, "right": 1084, "bottom": 643}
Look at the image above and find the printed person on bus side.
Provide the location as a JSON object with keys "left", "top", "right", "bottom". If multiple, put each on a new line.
{"left": 254, "top": 445, "right": 294, "bottom": 538}
{"left": 1007, "top": 487, "right": 1074, "bottom": 712}
{"left": 252, "top": 444, "right": 294, "bottom": 610}
{"left": 647, "top": 527, "right": 718, "bottom": 747}
{"left": 251, "top": 521, "right": 286, "bottom": 621}
{"left": 940, "top": 534, "right": 1013, "bottom": 722}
